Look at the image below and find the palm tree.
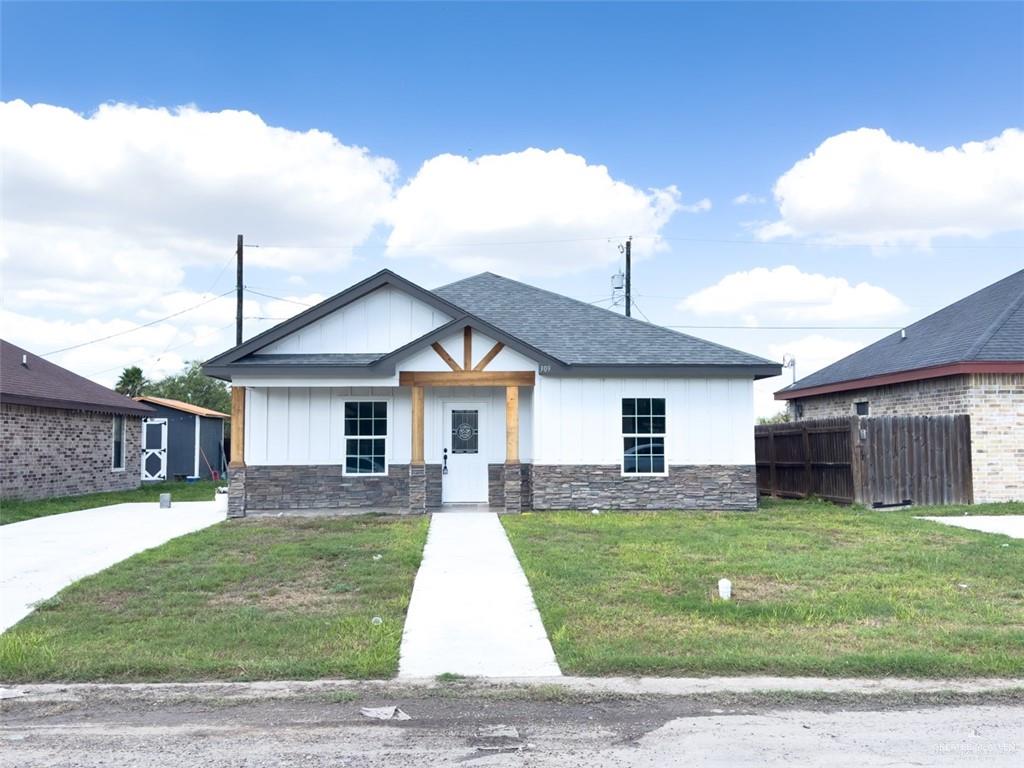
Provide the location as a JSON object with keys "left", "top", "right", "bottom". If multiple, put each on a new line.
{"left": 115, "top": 366, "right": 150, "bottom": 397}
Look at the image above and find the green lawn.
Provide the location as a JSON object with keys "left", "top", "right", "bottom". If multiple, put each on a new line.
{"left": 0, "top": 515, "right": 429, "bottom": 682}
{"left": 0, "top": 480, "right": 221, "bottom": 525}
{"left": 502, "top": 499, "right": 1024, "bottom": 678}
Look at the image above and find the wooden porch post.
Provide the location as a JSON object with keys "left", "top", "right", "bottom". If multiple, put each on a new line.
{"left": 505, "top": 385, "right": 519, "bottom": 464}
{"left": 229, "top": 386, "right": 246, "bottom": 468}
{"left": 411, "top": 385, "right": 425, "bottom": 465}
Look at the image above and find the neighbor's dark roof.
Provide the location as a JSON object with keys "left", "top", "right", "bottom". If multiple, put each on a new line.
{"left": 434, "top": 273, "right": 778, "bottom": 372}
{"left": 204, "top": 269, "right": 780, "bottom": 379}
{"left": 779, "top": 269, "right": 1024, "bottom": 397}
{"left": 0, "top": 340, "right": 154, "bottom": 416}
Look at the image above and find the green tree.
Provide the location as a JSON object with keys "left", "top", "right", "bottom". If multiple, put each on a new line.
{"left": 115, "top": 366, "right": 150, "bottom": 397}
{"left": 757, "top": 410, "right": 791, "bottom": 425}
{"left": 148, "top": 361, "right": 231, "bottom": 414}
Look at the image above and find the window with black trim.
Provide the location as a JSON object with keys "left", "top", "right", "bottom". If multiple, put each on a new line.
{"left": 344, "top": 401, "right": 387, "bottom": 474}
{"left": 622, "top": 398, "right": 666, "bottom": 474}
{"left": 112, "top": 415, "right": 126, "bottom": 470}
{"left": 855, "top": 401, "right": 870, "bottom": 416}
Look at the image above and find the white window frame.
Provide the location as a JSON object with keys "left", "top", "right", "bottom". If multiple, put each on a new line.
{"left": 340, "top": 397, "right": 391, "bottom": 477}
{"left": 620, "top": 396, "right": 669, "bottom": 477}
{"left": 111, "top": 414, "right": 126, "bottom": 472}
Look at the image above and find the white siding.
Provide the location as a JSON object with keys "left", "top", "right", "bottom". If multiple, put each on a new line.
{"left": 533, "top": 376, "right": 754, "bottom": 466}
{"left": 259, "top": 286, "right": 451, "bottom": 354}
{"left": 245, "top": 385, "right": 534, "bottom": 465}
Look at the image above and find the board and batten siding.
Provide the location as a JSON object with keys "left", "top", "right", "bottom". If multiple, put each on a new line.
{"left": 243, "top": 375, "right": 753, "bottom": 469}
{"left": 244, "top": 385, "right": 534, "bottom": 466}
{"left": 532, "top": 376, "right": 755, "bottom": 466}
{"left": 259, "top": 286, "right": 452, "bottom": 355}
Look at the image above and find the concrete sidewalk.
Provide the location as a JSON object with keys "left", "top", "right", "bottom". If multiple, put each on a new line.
{"left": 398, "top": 512, "right": 561, "bottom": 678}
{"left": 1, "top": 497, "right": 226, "bottom": 632}
{"left": 917, "top": 515, "right": 1024, "bottom": 539}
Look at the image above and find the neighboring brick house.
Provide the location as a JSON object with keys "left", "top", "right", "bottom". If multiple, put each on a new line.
{"left": 1, "top": 340, "right": 154, "bottom": 501}
{"left": 776, "top": 270, "right": 1024, "bottom": 504}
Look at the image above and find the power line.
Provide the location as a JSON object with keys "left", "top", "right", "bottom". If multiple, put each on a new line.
{"left": 244, "top": 234, "right": 1023, "bottom": 251}
{"left": 86, "top": 321, "right": 237, "bottom": 377}
{"left": 41, "top": 290, "right": 235, "bottom": 357}
{"left": 245, "top": 287, "right": 314, "bottom": 307}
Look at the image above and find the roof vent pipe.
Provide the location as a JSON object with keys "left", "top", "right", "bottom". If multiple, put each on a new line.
{"left": 21, "top": 354, "right": 28, "bottom": 367}
{"left": 900, "top": 329, "right": 906, "bottom": 340}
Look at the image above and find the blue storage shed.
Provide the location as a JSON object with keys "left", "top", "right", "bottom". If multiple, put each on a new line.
{"left": 134, "top": 396, "right": 228, "bottom": 481}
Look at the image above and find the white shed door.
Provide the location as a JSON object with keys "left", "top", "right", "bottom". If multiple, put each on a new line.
{"left": 141, "top": 418, "right": 168, "bottom": 481}
{"left": 442, "top": 403, "right": 488, "bottom": 503}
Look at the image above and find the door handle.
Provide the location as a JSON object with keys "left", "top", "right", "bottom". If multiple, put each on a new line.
{"left": 442, "top": 448, "right": 449, "bottom": 475}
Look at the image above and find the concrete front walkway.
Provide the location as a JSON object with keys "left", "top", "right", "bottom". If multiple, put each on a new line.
{"left": 398, "top": 511, "right": 561, "bottom": 678}
{"left": 917, "top": 515, "right": 1024, "bottom": 539}
{"left": 1, "top": 498, "right": 226, "bottom": 632}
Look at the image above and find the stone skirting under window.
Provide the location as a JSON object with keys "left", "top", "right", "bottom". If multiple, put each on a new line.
{"left": 233, "top": 463, "right": 441, "bottom": 515}
{"left": 530, "top": 464, "right": 757, "bottom": 511}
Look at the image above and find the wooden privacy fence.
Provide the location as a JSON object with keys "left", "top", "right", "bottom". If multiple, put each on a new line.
{"left": 755, "top": 415, "right": 973, "bottom": 507}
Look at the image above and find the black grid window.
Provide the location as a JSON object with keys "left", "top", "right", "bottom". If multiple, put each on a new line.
{"left": 344, "top": 401, "right": 387, "bottom": 474}
{"left": 622, "top": 398, "right": 666, "bottom": 474}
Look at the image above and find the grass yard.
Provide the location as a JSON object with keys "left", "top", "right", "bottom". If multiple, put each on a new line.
{"left": 0, "top": 515, "right": 429, "bottom": 682}
{"left": 502, "top": 499, "right": 1024, "bottom": 678}
{"left": 0, "top": 480, "right": 222, "bottom": 525}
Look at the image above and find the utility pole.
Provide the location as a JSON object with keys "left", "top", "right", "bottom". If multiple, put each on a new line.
{"left": 624, "top": 236, "right": 632, "bottom": 317}
{"left": 236, "top": 234, "right": 244, "bottom": 346}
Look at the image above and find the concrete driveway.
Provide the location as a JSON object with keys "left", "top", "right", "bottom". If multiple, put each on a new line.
{"left": 917, "top": 515, "right": 1024, "bottom": 539}
{"left": 0, "top": 498, "right": 226, "bottom": 632}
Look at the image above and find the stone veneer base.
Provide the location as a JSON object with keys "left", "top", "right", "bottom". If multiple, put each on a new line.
{"left": 531, "top": 464, "right": 757, "bottom": 511}
{"left": 226, "top": 462, "right": 755, "bottom": 515}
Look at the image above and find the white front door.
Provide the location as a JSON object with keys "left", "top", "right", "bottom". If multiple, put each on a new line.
{"left": 442, "top": 402, "right": 489, "bottom": 503}
{"left": 141, "top": 418, "right": 168, "bottom": 481}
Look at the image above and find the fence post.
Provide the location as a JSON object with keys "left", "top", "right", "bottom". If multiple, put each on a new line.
{"left": 768, "top": 428, "right": 777, "bottom": 497}
{"left": 849, "top": 416, "right": 863, "bottom": 505}
{"left": 802, "top": 424, "right": 812, "bottom": 498}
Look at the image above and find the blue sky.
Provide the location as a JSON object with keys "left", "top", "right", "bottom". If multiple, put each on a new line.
{"left": 2, "top": 1, "right": 1022, "bottom": 415}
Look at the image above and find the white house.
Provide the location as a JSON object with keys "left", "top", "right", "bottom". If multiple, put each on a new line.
{"left": 204, "top": 270, "right": 780, "bottom": 515}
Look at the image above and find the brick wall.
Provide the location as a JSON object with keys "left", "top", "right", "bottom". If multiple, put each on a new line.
{"left": 1, "top": 403, "right": 143, "bottom": 501}
{"left": 788, "top": 373, "right": 1023, "bottom": 503}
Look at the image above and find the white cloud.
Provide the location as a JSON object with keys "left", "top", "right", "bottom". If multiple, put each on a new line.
{"left": 0, "top": 99, "right": 397, "bottom": 315}
{"left": 680, "top": 265, "right": 906, "bottom": 321}
{"left": 732, "top": 193, "right": 766, "bottom": 205}
{"left": 681, "top": 198, "right": 712, "bottom": 213}
{"left": 0, "top": 290, "right": 322, "bottom": 387}
{"left": 386, "top": 148, "right": 683, "bottom": 275}
{"left": 758, "top": 127, "right": 1024, "bottom": 245}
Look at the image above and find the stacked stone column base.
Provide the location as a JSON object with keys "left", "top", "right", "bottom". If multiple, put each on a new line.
{"left": 227, "top": 467, "right": 246, "bottom": 517}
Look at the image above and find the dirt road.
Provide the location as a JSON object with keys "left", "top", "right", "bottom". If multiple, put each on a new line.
{"left": 1, "top": 681, "right": 1021, "bottom": 767}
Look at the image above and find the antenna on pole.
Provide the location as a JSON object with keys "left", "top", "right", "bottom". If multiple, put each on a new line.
{"left": 236, "top": 234, "right": 244, "bottom": 346}
{"left": 782, "top": 353, "right": 797, "bottom": 384}
{"left": 616, "top": 236, "right": 633, "bottom": 317}
{"left": 624, "top": 236, "right": 632, "bottom": 317}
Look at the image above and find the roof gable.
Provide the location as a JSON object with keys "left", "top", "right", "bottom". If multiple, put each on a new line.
{"left": 204, "top": 269, "right": 468, "bottom": 370}
{"left": 205, "top": 270, "right": 781, "bottom": 380}
{"left": 0, "top": 340, "right": 153, "bottom": 416}
{"left": 779, "top": 269, "right": 1024, "bottom": 396}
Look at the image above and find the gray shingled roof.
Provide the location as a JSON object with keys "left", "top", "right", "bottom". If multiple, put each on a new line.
{"left": 1, "top": 339, "right": 154, "bottom": 415}
{"left": 781, "top": 269, "right": 1024, "bottom": 394}
{"left": 433, "top": 272, "right": 777, "bottom": 369}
